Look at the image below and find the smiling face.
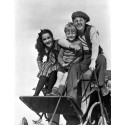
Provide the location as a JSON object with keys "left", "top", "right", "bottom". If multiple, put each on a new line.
{"left": 41, "top": 33, "right": 53, "bottom": 48}
{"left": 65, "top": 27, "right": 77, "bottom": 42}
{"left": 65, "top": 25, "right": 77, "bottom": 42}
{"left": 73, "top": 17, "right": 86, "bottom": 31}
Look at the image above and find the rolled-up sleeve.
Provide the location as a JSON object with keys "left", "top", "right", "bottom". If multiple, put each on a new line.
{"left": 90, "top": 27, "right": 100, "bottom": 61}
{"left": 58, "top": 38, "right": 70, "bottom": 48}
{"left": 58, "top": 48, "right": 65, "bottom": 65}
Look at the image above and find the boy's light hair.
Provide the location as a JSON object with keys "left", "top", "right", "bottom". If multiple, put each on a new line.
{"left": 64, "top": 22, "right": 77, "bottom": 33}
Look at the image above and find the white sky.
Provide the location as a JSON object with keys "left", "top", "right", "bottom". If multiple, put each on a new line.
{"left": 14, "top": 0, "right": 111, "bottom": 124}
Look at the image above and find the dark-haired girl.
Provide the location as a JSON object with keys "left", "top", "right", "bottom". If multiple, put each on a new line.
{"left": 33, "top": 29, "right": 60, "bottom": 96}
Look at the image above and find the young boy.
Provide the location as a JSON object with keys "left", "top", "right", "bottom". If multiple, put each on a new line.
{"left": 50, "top": 22, "right": 83, "bottom": 96}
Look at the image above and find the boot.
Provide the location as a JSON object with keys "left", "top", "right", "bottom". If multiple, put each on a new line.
{"left": 101, "top": 85, "right": 109, "bottom": 96}
{"left": 58, "top": 85, "right": 66, "bottom": 96}
{"left": 49, "top": 87, "right": 59, "bottom": 96}
{"left": 41, "top": 88, "right": 49, "bottom": 96}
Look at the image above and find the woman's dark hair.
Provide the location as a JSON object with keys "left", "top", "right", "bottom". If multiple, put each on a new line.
{"left": 35, "top": 29, "right": 58, "bottom": 61}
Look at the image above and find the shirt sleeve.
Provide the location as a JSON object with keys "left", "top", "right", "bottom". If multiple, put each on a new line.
{"left": 58, "top": 38, "right": 70, "bottom": 48}
{"left": 58, "top": 48, "right": 65, "bottom": 65}
{"left": 90, "top": 26, "right": 100, "bottom": 61}
{"left": 37, "top": 54, "right": 43, "bottom": 70}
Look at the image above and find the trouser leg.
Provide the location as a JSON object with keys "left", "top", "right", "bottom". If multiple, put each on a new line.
{"left": 66, "top": 57, "right": 90, "bottom": 100}
{"left": 95, "top": 54, "right": 107, "bottom": 86}
{"left": 58, "top": 85, "right": 66, "bottom": 96}
{"left": 58, "top": 72, "right": 68, "bottom": 95}
{"left": 66, "top": 63, "right": 80, "bottom": 99}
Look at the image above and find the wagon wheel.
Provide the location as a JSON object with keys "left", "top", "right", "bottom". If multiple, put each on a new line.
{"left": 86, "top": 102, "right": 110, "bottom": 125}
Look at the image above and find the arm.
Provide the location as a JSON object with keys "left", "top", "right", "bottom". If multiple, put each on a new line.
{"left": 58, "top": 39, "right": 70, "bottom": 48}
{"left": 58, "top": 48, "right": 65, "bottom": 66}
{"left": 72, "top": 41, "right": 83, "bottom": 63}
{"left": 37, "top": 54, "right": 44, "bottom": 70}
{"left": 58, "top": 38, "right": 81, "bottom": 50}
{"left": 89, "top": 27, "right": 100, "bottom": 70}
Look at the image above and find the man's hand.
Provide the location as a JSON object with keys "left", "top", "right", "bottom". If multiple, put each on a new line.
{"left": 62, "top": 63, "right": 68, "bottom": 67}
{"left": 89, "top": 59, "right": 96, "bottom": 70}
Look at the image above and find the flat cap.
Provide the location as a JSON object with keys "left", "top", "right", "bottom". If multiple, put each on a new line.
{"left": 72, "top": 11, "right": 90, "bottom": 22}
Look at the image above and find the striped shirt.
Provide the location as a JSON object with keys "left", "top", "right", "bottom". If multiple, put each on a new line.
{"left": 58, "top": 40, "right": 82, "bottom": 66}
{"left": 58, "top": 26, "right": 100, "bottom": 61}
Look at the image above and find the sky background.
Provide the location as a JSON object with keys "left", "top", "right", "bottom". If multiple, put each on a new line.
{"left": 15, "top": 0, "right": 111, "bottom": 124}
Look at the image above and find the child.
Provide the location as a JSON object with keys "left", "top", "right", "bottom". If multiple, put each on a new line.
{"left": 33, "top": 29, "right": 60, "bottom": 96}
{"left": 50, "top": 22, "right": 83, "bottom": 96}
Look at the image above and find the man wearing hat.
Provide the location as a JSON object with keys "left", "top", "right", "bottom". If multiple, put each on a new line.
{"left": 59, "top": 10, "right": 107, "bottom": 100}
{"left": 59, "top": 11, "right": 107, "bottom": 125}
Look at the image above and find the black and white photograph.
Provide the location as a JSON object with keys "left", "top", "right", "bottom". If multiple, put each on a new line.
{"left": 14, "top": 0, "right": 112, "bottom": 125}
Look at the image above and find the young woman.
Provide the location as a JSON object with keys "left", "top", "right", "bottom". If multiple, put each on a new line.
{"left": 33, "top": 29, "right": 60, "bottom": 96}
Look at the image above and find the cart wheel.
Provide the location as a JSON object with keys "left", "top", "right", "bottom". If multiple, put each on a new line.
{"left": 87, "top": 102, "right": 110, "bottom": 125}
{"left": 98, "top": 116, "right": 108, "bottom": 125}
